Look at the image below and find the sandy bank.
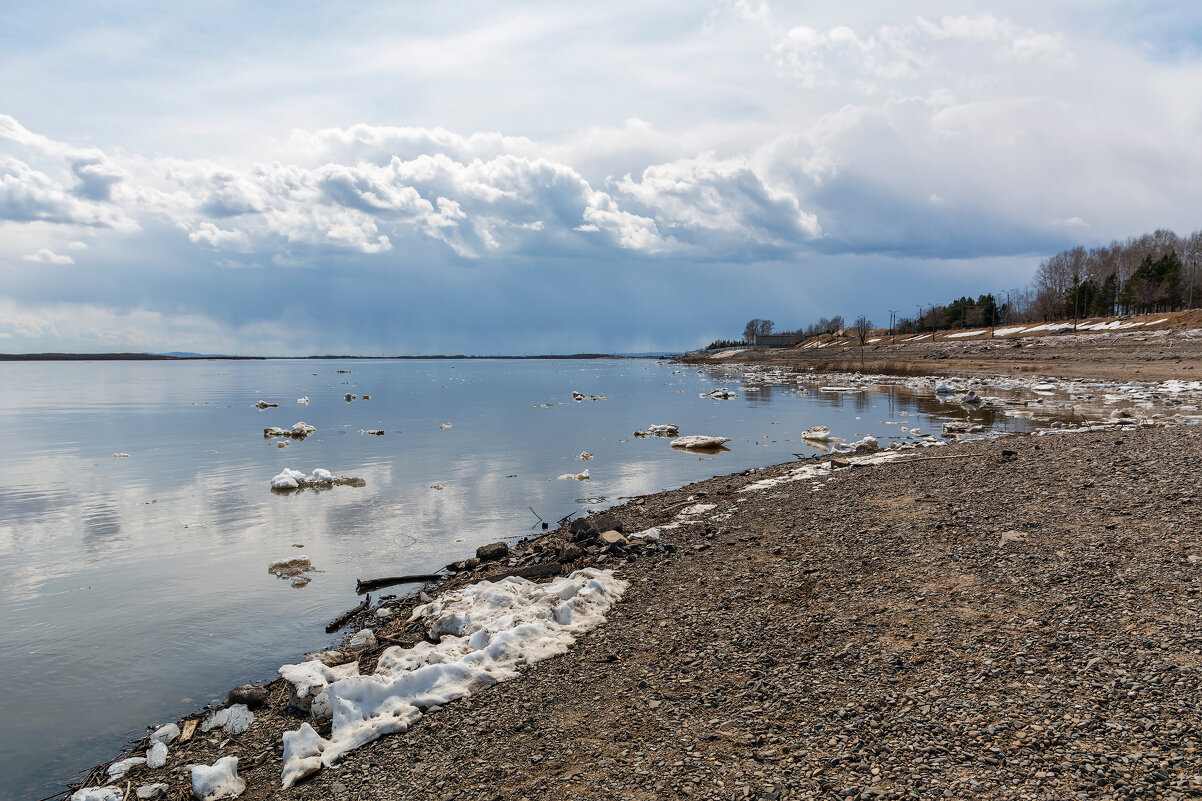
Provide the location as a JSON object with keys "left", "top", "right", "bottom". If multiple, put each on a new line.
{"left": 683, "top": 322, "right": 1202, "bottom": 384}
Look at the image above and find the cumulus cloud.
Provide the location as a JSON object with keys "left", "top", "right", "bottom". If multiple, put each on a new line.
{"left": 23, "top": 248, "right": 74, "bottom": 264}
{"left": 0, "top": 156, "right": 134, "bottom": 229}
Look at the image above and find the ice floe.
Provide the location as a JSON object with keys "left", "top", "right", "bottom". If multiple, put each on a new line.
{"left": 270, "top": 468, "right": 365, "bottom": 491}
{"left": 670, "top": 435, "right": 731, "bottom": 450}
{"left": 263, "top": 421, "right": 316, "bottom": 439}
{"left": 297, "top": 396, "right": 310, "bottom": 404}
{"left": 557, "top": 469, "right": 590, "bottom": 481}
{"left": 700, "top": 388, "right": 738, "bottom": 399}
{"left": 268, "top": 558, "right": 318, "bottom": 588}
{"left": 802, "top": 425, "right": 836, "bottom": 441}
{"left": 278, "top": 568, "right": 627, "bottom": 788}
{"left": 634, "top": 423, "right": 679, "bottom": 437}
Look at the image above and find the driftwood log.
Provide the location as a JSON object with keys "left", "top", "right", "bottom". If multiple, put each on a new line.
{"left": 326, "top": 595, "right": 370, "bottom": 633}
{"left": 355, "top": 574, "right": 442, "bottom": 593}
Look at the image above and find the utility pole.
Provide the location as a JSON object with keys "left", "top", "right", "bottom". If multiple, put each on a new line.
{"left": 889, "top": 309, "right": 899, "bottom": 344}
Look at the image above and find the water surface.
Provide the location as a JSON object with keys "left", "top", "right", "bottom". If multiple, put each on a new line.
{"left": 0, "top": 358, "right": 1040, "bottom": 799}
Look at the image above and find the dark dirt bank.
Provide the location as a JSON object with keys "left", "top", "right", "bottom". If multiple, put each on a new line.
{"left": 85, "top": 421, "right": 1202, "bottom": 801}
{"left": 682, "top": 324, "right": 1202, "bottom": 384}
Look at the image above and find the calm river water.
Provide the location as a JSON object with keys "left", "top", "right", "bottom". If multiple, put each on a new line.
{"left": 0, "top": 358, "right": 1036, "bottom": 799}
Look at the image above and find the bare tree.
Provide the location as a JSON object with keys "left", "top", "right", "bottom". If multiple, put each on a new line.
{"left": 853, "top": 315, "right": 872, "bottom": 346}
{"left": 742, "top": 318, "right": 775, "bottom": 344}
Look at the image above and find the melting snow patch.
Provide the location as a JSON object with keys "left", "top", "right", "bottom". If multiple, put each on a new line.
{"left": 191, "top": 756, "right": 245, "bottom": 800}
{"left": 279, "top": 568, "right": 626, "bottom": 788}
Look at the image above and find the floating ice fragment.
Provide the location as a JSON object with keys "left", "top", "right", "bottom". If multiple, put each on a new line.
{"left": 670, "top": 436, "right": 731, "bottom": 450}
{"left": 191, "top": 756, "right": 245, "bottom": 800}
{"left": 578, "top": 451, "right": 593, "bottom": 461}
{"left": 270, "top": 468, "right": 364, "bottom": 491}
{"left": 112, "top": 453, "right": 129, "bottom": 458}
{"left": 264, "top": 422, "right": 316, "bottom": 439}
{"left": 439, "top": 422, "right": 452, "bottom": 429}
{"left": 802, "top": 426, "right": 836, "bottom": 441}
{"left": 557, "top": 469, "right": 590, "bottom": 480}
{"left": 297, "top": 396, "right": 309, "bottom": 404}
{"left": 700, "top": 388, "right": 737, "bottom": 399}
{"left": 254, "top": 400, "right": 278, "bottom": 409}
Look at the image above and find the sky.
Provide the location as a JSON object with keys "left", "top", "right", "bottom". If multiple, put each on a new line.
{"left": 2, "top": 1, "right": 1202, "bottom": 355}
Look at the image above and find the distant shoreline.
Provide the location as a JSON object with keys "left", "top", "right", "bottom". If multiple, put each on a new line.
{"left": 0, "top": 352, "right": 674, "bottom": 362}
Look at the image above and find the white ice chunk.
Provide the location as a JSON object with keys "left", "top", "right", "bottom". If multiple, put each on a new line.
{"left": 71, "top": 787, "right": 122, "bottom": 801}
{"left": 107, "top": 757, "right": 146, "bottom": 781}
{"left": 802, "top": 426, "right": 835, "bottom": 441}
{"left": 201, "top": 704, "right": 254, "bottom": 736}
{"left": 279, "top": 569, "right": 626, "bottom": 788}
{"left": 628, "top": 528, "right": 661, "bottom": 541}
{"left": 297, "top": 396, "right": 310, "bottom": 404}
{"left": 191, "top": 756, "right": 245, "bottom": 800}
{"left": 146, "top": 740, "right": 168, "bottom": 769}
{"left": 150, "top": 723, "right": 179, "bottom": 744}
{"left": 270, "top": 468, "right": 306, "bottom": 489}
{"left": 557, "top": 470, "right": 590, "bottom": 480}
{"left": 270, "top": 467, "right": 358, "bottom": 490}
{"left": 670, "top": 435, "right": 730, "bottom": 449}
{"left": 136, "top": 785, "right": 168, "bottom": 800}
{"left": 348, "top": 629, "right": 377, "bottom": 651}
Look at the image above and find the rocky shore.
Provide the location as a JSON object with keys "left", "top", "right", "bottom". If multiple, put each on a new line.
{"left": 71, "top": 410, "right": 1202, "bottom": 801}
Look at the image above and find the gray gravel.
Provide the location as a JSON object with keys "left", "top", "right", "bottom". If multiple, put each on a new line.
{"left": 80, "top": 425, "right": 1202, "bottom": 801}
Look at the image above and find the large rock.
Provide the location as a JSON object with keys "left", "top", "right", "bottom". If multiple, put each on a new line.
{"left": 227, "top": 684, "right": 269, "bottom": 709}
{"left": 597, "top": 530, "right": 628, "bottom": 547}
{"left": 569, "top": 513, "right": 624, "bottom": 542}
{"left": 476, "top": 541, "right": 509, "bottom": 562}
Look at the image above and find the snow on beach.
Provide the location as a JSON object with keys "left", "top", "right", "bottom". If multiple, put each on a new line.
{"left": 279, "top": 568, "right": 628, "bottom": 788}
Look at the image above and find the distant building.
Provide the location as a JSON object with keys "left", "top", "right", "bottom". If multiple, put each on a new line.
{"left": 747, "top": 333, "right": 803, "bottom": 348}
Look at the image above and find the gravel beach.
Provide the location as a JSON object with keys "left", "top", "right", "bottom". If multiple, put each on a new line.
{"left": 87, "top": 417, "right": 1202, "bottom": 801}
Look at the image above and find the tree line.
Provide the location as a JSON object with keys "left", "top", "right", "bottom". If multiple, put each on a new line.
{"left": 706, "top": 227, "right": 1202, "bottom": 349}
